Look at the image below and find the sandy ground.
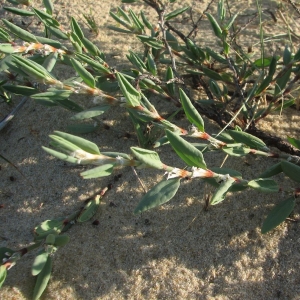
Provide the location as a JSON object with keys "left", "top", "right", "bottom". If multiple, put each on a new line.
{"left": 1, "top": 0, "right": 300, "bottom": 299}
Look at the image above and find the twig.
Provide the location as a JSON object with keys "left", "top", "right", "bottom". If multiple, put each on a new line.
{"left": 0, "top": 96, "right": 28, "bottom": 131}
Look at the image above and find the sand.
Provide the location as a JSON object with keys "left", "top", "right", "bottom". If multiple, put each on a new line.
{"left": 1, "top": 0, "right": 300, "bottom": 299}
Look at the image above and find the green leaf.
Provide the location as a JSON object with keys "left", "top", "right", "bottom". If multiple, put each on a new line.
{"left": 287, "top": 136, "right": 300, "bottom": 150}
{"left": 52, "top": 131, "right": 100, "bottom": 154}
{"left": 222, "top": 144, "right": 250, "bottom": 156}
{"left": 77, "top": 195, "right": 100, "bottom": 222}
{"left": 42, "top": 147, "right": 78, "bottom": 164}
{"left": 268, "top": 56, "right": 277, "bottom": 78}
{"left": 227, "top": 130, "right": 267, "bottom": 150}
{"left": 80, "top": 164, "right": 114, "bottom": 179}
{"left": 129, "top": 9, "right": 144, "bottom": 31}
{"left": 3, "top": 85, "right": 39, "bottom": 96}
{"left": 137, "top": 35, "right": 163, "bottom": 49}
{"left": 10, "top": 55, "right": 51, "bottom": 80}
{"left": 205, "top": 47, "right": 227, "bottom": 64}
{"left": 166, "top": 130, "right": 207, "bottom": 169}
{"left": 202, "top": 66, "right": 223, "bottom": 81}
{"left": 32, "top": 256, "right": 52, "bottom": 300}
{"left": 255, "top": 75, "right": 272, "bottom": 96}
{"left": 205, "top": 13, "right": 222, "bottom": 39}
{"left": 116, "top": 72, "right": 141, "bottom": 107}
{"left": 141, "top": 11, "right": 152, "bottom": 30}
{"left": 210, "top": 177, "right": 235, "bottom": 205}
{"left": 261, "top": 197, "right": 295, "bottom": 233}
{"left": 32, "top": 250, "right": 49, "bottom": 276}
{"left": 274, "top": 68, "right": 292, "bottom": 96}
{"left": 3, "top": 6, "right": 35, "bottom": 16}
{"left": 165, "top": 66, "right": 175, "bottom": 96}
{"left": 55, "top": 99, "right": 83, "bottom": 112}
{"left": 42, "top": 52, "right": 58, "bottom": 72}
{"left": 254, "top": 57, "right": 273, "bottom": 67}
{"left": 2, "top": 19, "right": 38, "bottom": 42}
{"left": 34, "top": 218, "right": 65, "bottom": 238}
{"left": 67, "top": 124, "right": 97, "bottom": 134}
{"left": 166, "top": 30, "right": 180, "bottom": 51}
{"left": 259, "top": 162, "right": 282, "bottom": 178}
{"left": 131, "top": 147, "right": 163, "bottom": 169}
{"left": 146, "top": 53, "right": 157, "bottom": 76}
{"left": 248, "top": 178, "right": 279, "bottom": 193}
{"left": 47, "top": 25, "right": 69, "bottom": 40}
{"left": 107, "top": 25, "right": 133, "bottom": 34}
{"left": 281, "top": 161, "right": 300, "bottom": 183}
{"left": 225, "top": 12, "right": 238, "bottom": 30}
{"left": 31, "top": 90, "right": 72, "bottom": 101}
{"left": 165, "top": 7, "right": 189, "bottom": 21}
{"left": 76, "top": 53, "right": 110, "bottom": 74}
{"left": 0, "top": 29, "right": 12, "bottom": 43}
{"left": 70, "top": 58, "right": 95, "bottom": 88}
{"left": 54, "top": 235, "right": 70, "bottom": 247}
{"left": 283, "top": 46, "right": 292, "bottom": 65}
{"left": 127, "top": 51, "right": 147, "bottom": 72}
{"left": 179, "top": 89, "right": 204, "bottom": 131}
{"left": 0, "top": 265, "right": 7, "bottom": 288}
{"left": 71, "top": 17, "right": 84, "bottom": 39}
{"left": 294, "top": 47, "right": 300, "bottom": 61}
{"left": 35, "top": 36, "right": 62, "bottom": 48}
{"left": 32, "top": 7, "right": 60, "bottom": 27}
{"left": 134, "top": 178, "right": 180, "bottom": 213}
{"left": 81, "top": 37, "right": 102, "bottom": 56}
{"left": 43, "top": 0, "right": 54, "bottom": 15}
{"left": 70, "top": 105, "right": 110, "bottom": 120}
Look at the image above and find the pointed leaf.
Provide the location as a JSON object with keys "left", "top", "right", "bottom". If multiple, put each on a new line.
{"left": 225, "top": 12, "right": 238, "bottom": 30}
{"left": 70, "top": 105, "right": 110, "bottom": 120}
{"left": 31, "top": 90, "right": 72, "bottom": 101}
{"left": 80, "top": 164, "right": 114, "bottom": 179}
{"left": 3, "top": 85, "right": 39, "bottom": 96}
{"left": 210, "top": 177, "right": 235, "bottom": 205}
{"left": 227, "top": 130, "right": 267, "bottom": 150}
{"left": 274, "top": 68, "right": 292, "bottom": 96}
{"left": 2, "top": 19, "right": 38, "bottom": 42}
{"left": 116, "top": 72, "right": 141, "bottom": 107}
{"left": 165, "top": 7, "right": 189, "bottom": 21}
{"left": 32, "top": 250, "right": 49, "bottom": 276}
{"left": 259, "top": 162, "right": 282, "bottom": 178}
{"left": 131, "top": 147, "right": 163, "bottom": 169}
{"left": 248, "top": 178, "right": 279, "bottom": 193}
{"left": 71, "top": 17, "right": 84, "bottom": 39}
{"left": 70, "top": 58, "right": 95, "bottom": 88}
{"left": 281, "top": 161, "right": 300, "bottom": 183}
{"left": 179, "top": 88, "right": 204, "bottom": 132}
{"left": 205, "top": 13, "right": 222, "bottom": 39}
{"left": 3, "top": 6, "right": 35, "bottom": 16}
{"left": 53, "top": 131, "right": 100, "bottom": 154}
{"left": 166, "top": 130, "right": 207, "bottom": 169}
{"left": 42, "top": 147, "right": 78, "bottom": 164}
{"left": 32, "top": 256, "right": 52, "bottom": 300}
{"left": 43, "top": 0, "right": 54, "bottom": 15}
{"left": 136, "top": 35, "right": 163, "bottom": 49}
{"left": 261, "top": 197, "right": 295, "bottom": 233}
{"left": 134, "top": 178, "right": 180, "bottom": 213}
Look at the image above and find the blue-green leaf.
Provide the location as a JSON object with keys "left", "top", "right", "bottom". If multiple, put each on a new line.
{"left": 261, "top": 197, "right": 295, "bottom": 233}
{"left": 134, "top": 178, "right": 180, "bottom": 213}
